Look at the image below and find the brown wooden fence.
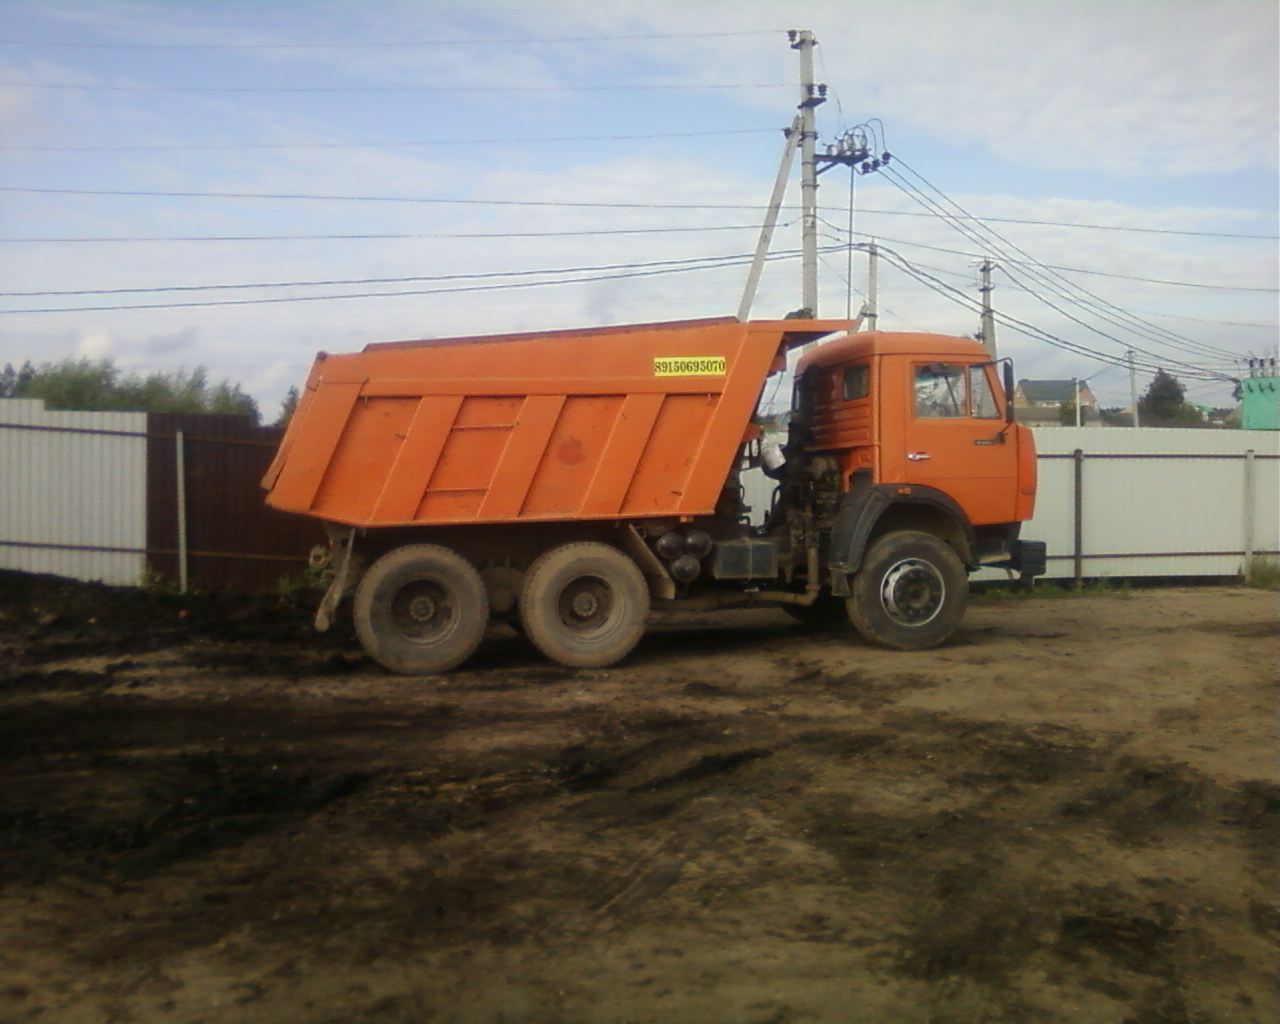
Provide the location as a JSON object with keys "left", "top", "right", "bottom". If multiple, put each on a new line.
{"left": 145, "top": 414, "right": 325, "bottom": 592}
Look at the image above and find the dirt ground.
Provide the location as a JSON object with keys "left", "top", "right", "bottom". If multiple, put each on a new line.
{"left": 0, "top": 572, "right": 1275, "bottom": 1024}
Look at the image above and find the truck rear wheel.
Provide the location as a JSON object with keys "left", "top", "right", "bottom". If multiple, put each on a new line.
{"left": 354, "top": 544, "right": 488, "bottom": 674}
{"left": 519, "top": 542, "right": 649, "bottom": 668}
{"left": 847, "top": 530, "right": 967, "bottom": 650}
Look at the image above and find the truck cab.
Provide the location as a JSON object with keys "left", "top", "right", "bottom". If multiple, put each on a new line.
{"left": 758, "top": 331, "right": 1044, "bottom": 649}
{"left": 797, "top": 330, "right": 1036, "bottom": 548}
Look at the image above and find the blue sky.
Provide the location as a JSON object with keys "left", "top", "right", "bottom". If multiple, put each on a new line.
{"left": 1, "top": 0, "right": 1276, "bottom": 418}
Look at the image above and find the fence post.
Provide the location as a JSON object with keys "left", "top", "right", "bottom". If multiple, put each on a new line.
{"left": 175, "top": 430, "right": 189, "bottom": 594}
{"left": 1073, "top": 448, "right": 1084, "bottom": 590}
{"left": 1242, "top": 449, "right": 1256, "bottom": 578}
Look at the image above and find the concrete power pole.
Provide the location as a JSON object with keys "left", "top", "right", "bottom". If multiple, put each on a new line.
{"left": 978, "top": 259, "right": 997, "bottom": 358}
{"left": 738, "top": 115, "right": 802, "bottom": 322}
{"left": 790, "top": 30, "right": 824, "bottom": 317}
{"left": 865, "top": 240, "right": 879, "bottom": 331}
{"left": 1128, "top": 349, "right": 1142, "bottom": 427}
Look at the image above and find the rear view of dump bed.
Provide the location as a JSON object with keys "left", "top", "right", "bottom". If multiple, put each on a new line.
{"left": 264, "top": 317, "right": 849, "bottom": 527}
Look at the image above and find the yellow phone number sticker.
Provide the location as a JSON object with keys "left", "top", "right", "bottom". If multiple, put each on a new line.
{"left": 653, "top": 356, "right": 727, "bottom": 377}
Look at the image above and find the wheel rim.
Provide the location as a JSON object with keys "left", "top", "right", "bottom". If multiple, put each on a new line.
{"left": 878, "top": 557, "right": 945, "bottom": 627}
{"left": 556, "top": 574, "right": 613, "bottom": 636}
{"left": 389, "top": 578, "right": 457, "bottom": 643}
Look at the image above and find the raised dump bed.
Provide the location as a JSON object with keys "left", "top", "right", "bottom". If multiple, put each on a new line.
{"left": 264, "top": 317, "right": 848, "bottom": 526}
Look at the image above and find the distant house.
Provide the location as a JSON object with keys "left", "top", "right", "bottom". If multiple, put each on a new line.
{"left": 1014, "top": 379, "right": 1099, "bottom": 425}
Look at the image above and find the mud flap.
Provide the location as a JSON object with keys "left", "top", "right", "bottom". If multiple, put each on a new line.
{"left": 1011, "top": 540, "right": 1048, "bottom": 579}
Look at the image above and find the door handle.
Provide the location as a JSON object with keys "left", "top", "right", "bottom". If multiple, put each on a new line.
{"left": 907, "top": 451, "right": 931, "bottom": 461}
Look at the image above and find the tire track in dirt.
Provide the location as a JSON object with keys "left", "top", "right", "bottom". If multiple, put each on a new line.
{"left": 0, "top": 580, "right": 1275, "bottom": 1023}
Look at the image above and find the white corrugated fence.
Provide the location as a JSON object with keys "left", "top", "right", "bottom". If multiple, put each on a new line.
{"left": 742, "top": 427, "right": 1279, "bottom": 582}
{"left": 4, "top": 395, "right": 1278, "bottom": 587}
{"left": 0, "top": 399, "right": 147, "bottom": 585}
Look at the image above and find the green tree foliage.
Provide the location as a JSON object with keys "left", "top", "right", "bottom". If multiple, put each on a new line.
{"left": 0, "top": 357, "right": 259, "bottom": 422}
{"left": 1138, "top": 369, "right": 1204, "bottom": 427}
{"left": 274, "top": 385, "right": 300, "bottom": 428}
{"left": 1099, "top": 407, "right": 1134, "bottom": 427}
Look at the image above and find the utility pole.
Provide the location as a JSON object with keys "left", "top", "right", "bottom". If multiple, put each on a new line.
{"left": 865, "top": 240, "right": 879, "bottom": 331}
{"left": 1127, "top": 349, "right": 1141, "bottom": 427}
{"left": 1074, "top": 378, "right": 1083, "bottom": 427}
{"left": 738, "top": 115, "right": 802, "bottom": 321}
{"left": 845, "top": 168, "right": 856, "bottom": 319}
{"left": 790, "top": 30, "right": 824, "bottom": 317}
{"left": 978, "top": 259, "right": 996, "bottom": 358}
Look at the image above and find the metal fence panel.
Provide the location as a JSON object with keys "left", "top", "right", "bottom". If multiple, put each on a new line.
{"left": 1024, "top": 428, "right": 1280, "bottom": 580}
{"left": 740, "top": 426, "right": 1279, "bottom": 582}
{"left": 146, "top": 414, "right": 325, "bottom": 592}
{"left": 4, "top": 400, "right": 1278, "bottom": 590}
{"left": 0, "top": 399, "right": 147, "bottom": 585}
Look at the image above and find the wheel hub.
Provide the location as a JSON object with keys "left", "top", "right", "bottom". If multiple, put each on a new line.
{"left": 880, "top": 558, "right": 945, "bottom": 626}
{"left": 389, "top": 579, "right": 454, "bottom": 641}
{"left": 559, "top": 577, "right": 611, "bottom": 631}
{"left": 570, "top": 591, "right": 600, "bottom": 619}
{"left": 407, "top": 594, "right": 437, "bottom": 622}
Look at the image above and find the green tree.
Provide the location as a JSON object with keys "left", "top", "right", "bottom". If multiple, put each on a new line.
{"left": 274, "top": 386, "right": 300, "bottom": 428}
{"left": 1, "top": 357, "right": 259, "bottom": 422}
{"left": 1138, "top": 369, "right": 1204, "bottom": 427}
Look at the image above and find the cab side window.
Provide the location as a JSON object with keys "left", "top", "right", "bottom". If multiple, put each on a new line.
{"left": 843, "top": 364, "right": 870, "bottom": 401}
{"left": 914, "top": 364, "right": 966, "bottom": 417}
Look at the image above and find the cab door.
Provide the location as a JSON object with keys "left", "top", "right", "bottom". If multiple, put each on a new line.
{"left": 900, "top": 361, "right": 1019, "bottom": 525}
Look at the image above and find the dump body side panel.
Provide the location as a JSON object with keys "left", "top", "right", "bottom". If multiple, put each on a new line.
{"left": 265, "top": 318, "right": 851, "bottom": 528}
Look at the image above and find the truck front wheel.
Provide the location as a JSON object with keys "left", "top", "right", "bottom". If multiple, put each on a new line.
{"left": 354, "top": 544, "right": 488, "bottom": 674}
{"left": 847, "top": 531, "right": 967, "bottom": 650}
{"left": 519, "top": 542, "right": 649, "bottom": 668}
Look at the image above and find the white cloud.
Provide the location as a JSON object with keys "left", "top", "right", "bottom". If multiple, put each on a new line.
{"left": 74, "top": 330, "right": 114, "bottom": 359}
{"left": 473, "top": 0, "right": 1280, "bottom": 178}
{"left": 0, "top": 0, "right": 1273, "bottom": 419}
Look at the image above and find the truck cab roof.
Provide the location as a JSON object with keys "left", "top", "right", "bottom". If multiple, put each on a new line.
{"left": 797, "top": 331, "right": 991, "bottom": 373}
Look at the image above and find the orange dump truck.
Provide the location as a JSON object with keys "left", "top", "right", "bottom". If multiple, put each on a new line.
{"left": 264, "top": 316, "right": 1045, "bottom": 673}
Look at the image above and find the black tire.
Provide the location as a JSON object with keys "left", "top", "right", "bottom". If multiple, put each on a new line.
{"left": 519, "top": 542, "right": 649, "bottom": 668}
{"left": 353, "top": 544, "right": 488, "bottom": 674}
{"left": 846, "top": 531, "right": 967, "bottom": 650}
{"left": 782, "top": 593, "right": 850, "bottom": 629}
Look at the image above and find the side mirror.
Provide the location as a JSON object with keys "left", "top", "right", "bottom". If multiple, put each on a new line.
{"left": 1003, "top": 361, "right": 1015, "bottom": 424}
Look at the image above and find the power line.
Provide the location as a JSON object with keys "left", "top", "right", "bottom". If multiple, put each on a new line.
{"left": 0, "top": 248, "right": 805, "bottom": 314}
{"left": 3, "top": 224, "right": 770, "bottom": 245}
{"left": 0, "top": 248, "right": 786, "bottom": 298}
{"left": 0, "top": 30, "right": 782, "bottom": 49}
{"left": 873, "top": 245, "right": 1232, "bottom": 381}
{"left": 875, "top": 158, "right": 1242, "bottom": 367}
{"left": 3, "top": 186, "right": 1270, "bottom": 240}
{"left": 3, "top": 80, "right": 789, "bottom": 93}
{"left": 0, "top": 185, "right": 773, "bottom": 210}
{"left": 7, "top": 129, "right": 775, "bottom": 152}
{"left": 1128, "top": 312, "right": 1278, "bottom": 330}
{"left": 818, "top": 220, "right": 1279, "bottom": 294}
